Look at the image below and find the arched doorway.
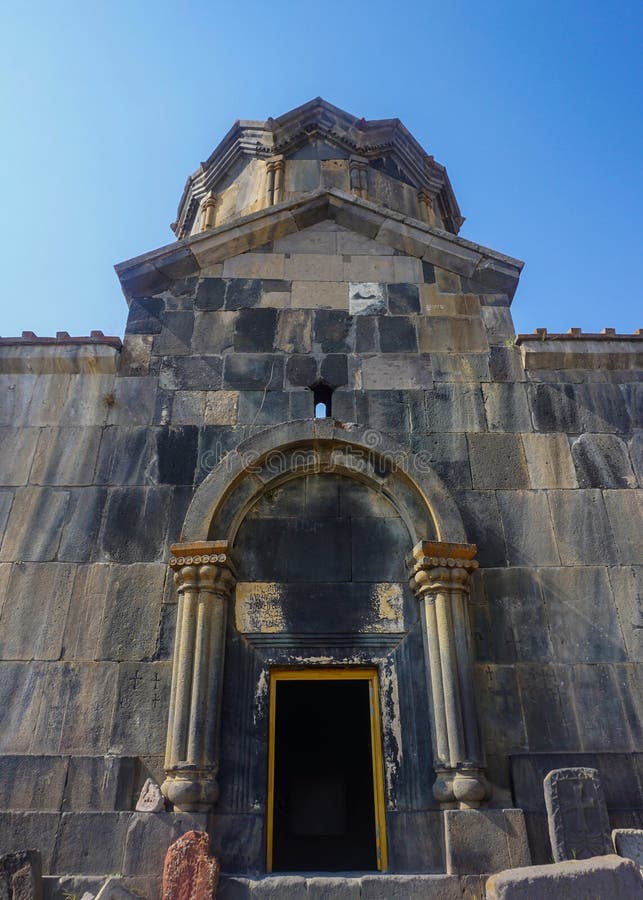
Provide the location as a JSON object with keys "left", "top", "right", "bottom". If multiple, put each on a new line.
{"left": 161, "top": 421, "right": 486, "bottom": 872}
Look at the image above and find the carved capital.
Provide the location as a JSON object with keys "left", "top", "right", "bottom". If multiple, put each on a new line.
{"left": 170, "top": 540, "right": 237, "bottom": 597}
{"left": 407, "top": 540, "right": 478, "bottom": 598}
{"left": 266, "top": 155, "right": 284, "bottom": 174}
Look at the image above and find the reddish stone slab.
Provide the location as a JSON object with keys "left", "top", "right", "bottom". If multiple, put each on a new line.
{"left": 162, "top": 831, "right": 219, "bottom": 900}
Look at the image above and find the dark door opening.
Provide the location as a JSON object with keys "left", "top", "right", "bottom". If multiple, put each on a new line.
{"left": 270, "top": 676, "right": 380, "bottom": 872}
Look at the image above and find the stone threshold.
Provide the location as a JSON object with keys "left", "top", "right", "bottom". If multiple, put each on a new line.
{"left": 219, "top": 872, "right": 485, "bottom": 899}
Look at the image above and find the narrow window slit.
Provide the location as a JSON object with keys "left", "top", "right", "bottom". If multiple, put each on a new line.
{"left": 312, "top": 383, "right": 333, "bottom": 419}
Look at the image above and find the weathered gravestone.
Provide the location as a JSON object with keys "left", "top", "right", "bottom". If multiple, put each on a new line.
{"left": 135, "top": 777, "right": 165, "bottom": 812}
{"left": 544, "top": 767, "right": 611, "bottom": 862}
{"left": 612, "top": 828, "right": 643, "bottom": 867}
{"left": 0, "top": 851, "right": 42, "bottom": 900}
{"left": 162, "top": 831, "right": 219, "bottom": 900}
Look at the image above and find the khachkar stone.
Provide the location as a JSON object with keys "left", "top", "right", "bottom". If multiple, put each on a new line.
{"left": 162, "top": 541, "right": 237, "bottom": 812}
{"left": 162, "top": 831, "right": 220, "bottom": 900}
{"left": 407, "top": 540, "right": 488, "bottom": 809}
{"left": 544, "top": 767, "right": 612, "bottom": 862}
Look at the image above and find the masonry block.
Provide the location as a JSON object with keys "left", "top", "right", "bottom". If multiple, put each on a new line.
{"left": 571, "top": 433, "right": 636, "bottom": 488}
{"left": 468, "top": 434, "right": 530, "bottom": 489}
{"left": 426, "top": 384, "right": 486, "bottom": 432}
{"left": 223, "top": 354, "right": 284, "bottom": 390}
{"left": 234, "top": 309, "right": 278, "bottom": 353}
{"left": 496, "top": 491, "right": 560, "bottom": 565}
{"left": 378, "top": 316, "right": 418, "bottom": 352}
{"left": 547, "top": 489, "right": 619, "bottom": 565}
{"left": 482, "top": 383, "right": 532, "bottom": 432}
{"left": 159, "top": 355, "right": 222, "bottom": 391}
{"left": 485, "top": 855, "right": 643, "bottom": 899}
{"left": 444, "top": 809, "right": 531, "bottom": 875}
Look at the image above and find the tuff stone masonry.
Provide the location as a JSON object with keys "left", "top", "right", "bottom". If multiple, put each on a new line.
{"left": 0, "top": 98, "right": 641, "bottom": 896}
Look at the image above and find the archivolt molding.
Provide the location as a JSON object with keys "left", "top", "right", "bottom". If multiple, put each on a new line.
{"left": 181, "top": 419, "right": 467, "bottom": 546}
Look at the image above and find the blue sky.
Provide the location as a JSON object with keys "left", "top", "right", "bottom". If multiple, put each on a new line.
{"left": 1, "top": 0, "right": 641, "bottom": 338}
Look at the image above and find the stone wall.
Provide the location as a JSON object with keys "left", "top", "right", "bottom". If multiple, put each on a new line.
{"left": 0, "top": 214, "right": 640, "bottom": 877}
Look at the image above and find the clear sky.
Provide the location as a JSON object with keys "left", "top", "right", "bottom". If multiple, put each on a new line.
{"left": 1, "top": 0, "right": 641, "bottom": 339}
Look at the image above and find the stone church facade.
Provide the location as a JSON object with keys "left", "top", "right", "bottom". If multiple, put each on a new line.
{"left": 0, "top": 99, "right": 641, "bottom": 894}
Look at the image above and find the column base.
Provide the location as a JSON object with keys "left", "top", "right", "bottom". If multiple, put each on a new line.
{"left": 162, "top": 765, "right": 219, "bottom": 812}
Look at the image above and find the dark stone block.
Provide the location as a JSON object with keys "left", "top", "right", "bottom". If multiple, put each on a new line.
{"left": 386, "top": 812, "right": 444, "bottom": 871}
{"left": 209, "top": 814, "right": 264, "bottom": 875}
{"left": 161, "top": 355, "right": 222, "bottom": 391}
{"left": 262, "top": 280, "right": 291, "bottom": 293}
{"left": 313, "top": 310, "right": 352, "bottom": 353}
{"left": 0, "top": 814, "right": 59, "bottom": 874}
{"left": 468, "top": 433, "right": 530, "bottom": 489}
{"left": 571, "top": 663, "right": 632, "bottom": 749}
{"left": 304, "top": 474, "right": 339, "bottom": 517}
{"left": 225, "top": 279, "right": 263, "bottom": 310}
{"left": 122, "top": 811, "right": 208, "bottom": 876}
{"left": 63, "top": 756, "right": 138, "bottom": 811}
{"left": 286, "top": 355, "right": 318, "bottom": 388}
{"left": 516, "top": 664, "right": 580, "bottom": 751}
{"left": 233, "top": 309, "right": 278, "bottom": 353}
{"left": 0, "top": 756, "right": 67, "bottom": 811}
{"left": 548, "top": 489, "right": 619, "bottom": 565}
{"left": 479, "top": 568, "right": 553, "bottom": 663}
{"left": 152, "top": 311, "right": 194, "bottom": 355}
{"left": 100, "top": 488, "right": 171, "bottom": 562}
{"left": 538, "top": 567, "right": 626, "bottom": 662}
{"left": 223, "top": 354, "right": 284, "bottom": 391}
{"left": 529, "top": 383, "right": 630, "bottom": 434}
{"left": 571, "top": 433, "right": 636, "bottom": 488}
{"left": 475, "top": 664, "right": 526, "bottom": 754}
{"left": 320, "top": 354, "right": 348, "bottom": 387}
{"left": 411, "top": 433, "right": 472, "bottom": 492}
{"left": 289, "top": 391, "right": 314, "bottom": 420}
{"left": 58, "top": 487, "right": 107, "bottom": 562}
{"left": 425, "top": 384, "right": 486, "bottom": 432}
{"left": 195, "top": 426, "right": 245, "bottom": 484}
{"left": 110, "top": 663, "right": 172, "bottom": 755}
{"left": 153, "top": 602, "right": 177, "bottom": 661}
{"left": 236, "top": 518, "right": 352, "bottom": 582}
{"left": 496, "top": 491, "right": 560, "bottom": 565}
{"left": 387, "top": 283, "right": 421, "bottom": 315}
{"left": 96, "top": 427, "right": 158, "bottom": 485}
{"left": 52, "top": 812, "right": 129, "bottom": 875}
{"left": 378, "top": 316, "right": 418, "bottom": 353}
{"left": 355, "top": 317, "right": 378, "bottom": 352}
{"left": 126, "top": 298, "right": 163, "bottom": 335}
{"left": 331, "top": 390, "right": 355, "bottom": 422}
{"left": 195, "top": 278, "right": 226, "bottom": 311}
{"left": 358, "top": 390, "right": 426, "bottom": 433}
{"left": 156, "top": 426, "right": 198, "bottom": 485}
{"left": 237, "top": 391, "right": 289, "bottom": 426}
{"left": 351, "top": 517, "right": 410, "bottom": 581}
{"left": 489, "top": 346, "right": 525, "bottom": 382}
{"left": 168, "top": 276, "right": 198, "bottom": 298}
{"left": 422, "top": 260, "right": 436, "bottom": 284}
{"left": 251, "top": 479, "right": 306, "bottom": 518}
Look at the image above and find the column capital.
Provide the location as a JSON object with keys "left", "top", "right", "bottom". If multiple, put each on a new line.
{"left": 266, "top": 154, "right": 284, "bottom": 172}
{"left": 169, "top": 540, "right": 237, "bottom": 596}
{"left": 407, "top": 540, "right": 478, "bottom": 597}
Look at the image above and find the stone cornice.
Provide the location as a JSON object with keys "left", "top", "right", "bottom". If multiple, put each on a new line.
{"left": 116, "top": 188, "right": 523, "bottom": 303}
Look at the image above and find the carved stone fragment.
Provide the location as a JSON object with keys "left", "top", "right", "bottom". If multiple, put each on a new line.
{"left": 544, "top": 767, "right": 611, "bottom": 862}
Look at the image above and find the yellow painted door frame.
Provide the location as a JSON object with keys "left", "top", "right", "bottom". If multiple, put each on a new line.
{"left": 266, "top": 666, "right": 388, "bottom": 873}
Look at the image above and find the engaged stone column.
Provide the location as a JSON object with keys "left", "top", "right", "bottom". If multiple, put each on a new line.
{"left": 418, "top": 189, "right": 436, "bottom": 226}
{"left": 162, "top": 541, "right": 237, "bottom": 812}
{"left": 349, "top": 155, "right": 369, "bottom": 198}
{"left": 200, "top": 192, "right": 218, "bottom": 231}
{"left": 408, "top": 541, "right": 487, "bottom": 809}
{"left": 266, "top": 156, "right": 285, "bottom": 205}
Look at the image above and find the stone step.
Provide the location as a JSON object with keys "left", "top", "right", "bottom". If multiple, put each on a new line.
{"left": 219, "top": 873, "right": 487, "bottom": 899}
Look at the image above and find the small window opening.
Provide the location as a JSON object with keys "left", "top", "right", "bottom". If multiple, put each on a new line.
{"left": 313, "top": 383, "right": 333, "bottom": 419}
